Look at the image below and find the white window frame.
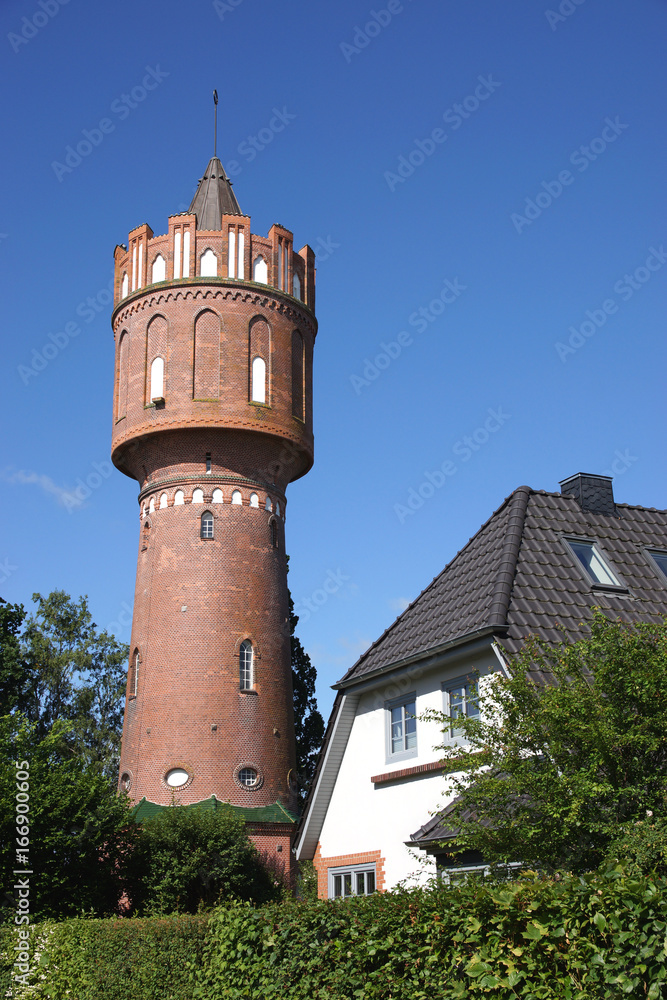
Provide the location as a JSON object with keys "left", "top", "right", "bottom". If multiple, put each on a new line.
{"left": 239, "top": 640, "right": 253, "bottom": 690}
{"left": 442, "top": 676, "right": 480, "bottom": 745}
{"left": 385, "top": 692, "right": 417, "bottom": 763}
{"left": 440, "top": 861, "right": 521, "bottom": 885}
{"left": 563, "top": 535, "right": 625, "bottom": 590}
{"left": 200, "top": 511, "right": 214, "bottom": 539}
{"left": 327, "top": 863, "right": 376, "bottom": 899}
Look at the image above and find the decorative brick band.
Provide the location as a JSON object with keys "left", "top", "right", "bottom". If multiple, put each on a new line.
{"left": 312, "top": 843, "right": 386, "bottom": 899}
{"left": 371, "top": 759, "right": 444, "bottom": 786}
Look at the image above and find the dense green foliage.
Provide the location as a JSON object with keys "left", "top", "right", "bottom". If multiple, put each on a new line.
{"left": 289, "top": 589, "right": 325, "bottom": 803}
{"left": 20, "top": 590, "right": 129, "bottom": 782}
{"left": 0, "top": 599, "right": 29, "bottom": 715}
{"left": 0, "top": 914, "right": 208, "bottom": 999}
{"left": 3, "top": 868, "right": 665, "bottom": 998}
{"left": 0, "top": 714, "right": 140, "bottom": 920}
{"left": 429, "top": 614, "right": 667, "bottom": 874}
{"left": 131, "top": 804, "right": 282, "bottom": 914}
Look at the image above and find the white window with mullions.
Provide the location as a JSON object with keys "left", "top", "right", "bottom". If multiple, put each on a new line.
{"left": 328, "top": 864, "right": 376, "bottom": 899}
{"left": 443, "top": 677, "right": 480, "bottom": 742}
{"left": 385, "top": 693, "right": 417, "bottom": 762}
{"left": 239, "top": 639, "right": 253, "bottom": 690}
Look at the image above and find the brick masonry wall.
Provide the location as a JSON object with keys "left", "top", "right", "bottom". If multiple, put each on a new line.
{"left": 312, "top": 842, "right": 386, "bottom": 899}
{"left": 113, "top": 211, "right": 317, "bottom": 829}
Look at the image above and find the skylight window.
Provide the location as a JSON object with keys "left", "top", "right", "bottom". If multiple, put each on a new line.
{"left": 648, "top": 550, "right": 667, "bottom": 581}
{"left": 567, "top": 540, "right": 620, "bottom": 587}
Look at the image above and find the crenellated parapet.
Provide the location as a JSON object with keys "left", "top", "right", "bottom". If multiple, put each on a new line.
{"left": 113, "top": 213, "right": 315, "bottom": 313}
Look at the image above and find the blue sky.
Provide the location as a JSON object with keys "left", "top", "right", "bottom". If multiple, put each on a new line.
{"left": 0, "top": 0, "right": 665, "bottom": 719}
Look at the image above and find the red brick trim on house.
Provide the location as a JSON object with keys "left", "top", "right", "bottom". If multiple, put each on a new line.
{"left": 370, "top": 759, "right": 444, "bottom": 786}
{"left": 312, "top": 842, "right": 386, "bottom": 899}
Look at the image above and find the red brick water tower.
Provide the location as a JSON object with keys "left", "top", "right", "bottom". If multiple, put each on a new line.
{"left": 111, "top": 154, "right": 316, "bottom": 855}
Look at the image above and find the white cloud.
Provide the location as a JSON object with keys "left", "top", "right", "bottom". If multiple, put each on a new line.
{"left": 1, "top": 468, "right": 83, "bottom": 510}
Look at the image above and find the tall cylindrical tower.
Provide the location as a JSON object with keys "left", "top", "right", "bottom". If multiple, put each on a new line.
{"left": 112, "top": 157, "right": 316, "bottom": 829}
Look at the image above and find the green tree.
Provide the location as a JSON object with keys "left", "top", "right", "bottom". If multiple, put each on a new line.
{"left": 0, "top": 714, "right": 140, "bottom": 921}
{"left": 21, "top": 590, "right": 129, "bottom": 782}
{"left": 289, "top": 592, "right": 324, "bottom": 804}
{"left": 0, "top": 598, "right": 29, "bottom": 715}
{"left": 430, "top": 614, "right": 667, "bottom": 874}
{"left": 131, "top": 804, "right": 281, "bottom": 914}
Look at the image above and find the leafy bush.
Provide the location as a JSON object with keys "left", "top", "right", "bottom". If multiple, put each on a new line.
{"left": 2, "top": 868, "right": 666, "bottom": 999}
{"left": 131, "top": 803, "right": 282, "bottom": 914}
{"left": 195, "top": 866, "right": 667, "bottom": 999}
{"left": 0, "top": 914, "right": 208, "bottom": 999}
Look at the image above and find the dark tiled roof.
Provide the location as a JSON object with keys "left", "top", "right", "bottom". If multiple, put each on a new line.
{"left": 188, "top": 156, "right": 242, "bottom": 229}
{"left": 338, "top": 485, "right": 667, "bottom": 686}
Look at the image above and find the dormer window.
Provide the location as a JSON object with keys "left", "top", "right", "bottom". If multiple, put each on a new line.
{"left": 566, "top": 538, "right": 621, "bottom": 587}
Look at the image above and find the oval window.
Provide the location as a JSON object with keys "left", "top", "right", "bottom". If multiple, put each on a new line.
{"left": 165, "top": 768, "right": 189, "bottom": 788}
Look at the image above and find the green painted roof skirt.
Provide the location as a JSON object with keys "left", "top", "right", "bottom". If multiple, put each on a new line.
{"left": 132, "top": 795, "right": 298, "bottom": 824}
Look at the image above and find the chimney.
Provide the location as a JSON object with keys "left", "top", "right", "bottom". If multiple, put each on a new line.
{"left": 559, "top": 473, "right": 616, "bottom": 516}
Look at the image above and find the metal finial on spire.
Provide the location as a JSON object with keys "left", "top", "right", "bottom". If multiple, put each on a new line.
{"left": 213, "top": 89, "right": 219, "bottom": 158}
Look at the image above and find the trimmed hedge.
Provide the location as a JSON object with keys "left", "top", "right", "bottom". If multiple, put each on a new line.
{"left": 2, "top": 867, "right": 666, "bottom": 999}
{"left": 0, "top": 914, "right": 207, "bottom": 999}
{"left": 195, "top": 866, "right": 667, "bottom": 999}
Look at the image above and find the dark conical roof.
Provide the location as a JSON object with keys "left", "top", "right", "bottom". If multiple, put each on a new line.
{"left": 188, "top": 156, "right": 242, "bottom": 229}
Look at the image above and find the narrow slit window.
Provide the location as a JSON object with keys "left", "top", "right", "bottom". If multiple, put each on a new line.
{"left": 206, "top": 453, "right": 212, "bottom": 474}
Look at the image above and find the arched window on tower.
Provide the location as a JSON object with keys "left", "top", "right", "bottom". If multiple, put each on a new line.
{"left": 174, "top": 490, "right": 184, "bottom": 505}
{"left": 270, "top": 518, "right": 278, "bottom": 549}
{"left": 293, "top": 272, "right": 302, "bottom": 300}
{"left": 128, "top": 649, "right": 139, "bottom": 697}
{"left": 251, "top": 357, "right": 266, "bottom": 404}
{"left": 117, "top": 331, "right": 129, "bottom": 420}
{"left": 200, "top": 248, "right": 218, "bottom": 277}
{"left": 253, "top": 255, "right": 268, "bottom": 284}
{"left": 150, "top": 357, "right": 164, "bottom": 401}
{"left": 239, "top": 640, "right": 253, "bottom": 690}
{"left": 212, "top": 488, "right": 223, "bottom": 504}
{"left": 192, "top": 488, "right": 204, "bottom": 504}
{"left": 231, "top": 490, "right": 242, "bottom": 505}
{"left": 249, "top": 492, "right": 259, "bottom": 508}
{"left": 201, "top": 511, "right": 214, "bottom": 539}
{"left": 160, "top": 493, "right": 168, "bottom": 509}
{"left": 151, "top": 254, "right": 166, "bottom": 283}
{"left": 121, "top": 273, "right": 129, "bottom": 298}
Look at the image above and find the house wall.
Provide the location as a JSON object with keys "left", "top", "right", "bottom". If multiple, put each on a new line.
{"left": 313, "top": 649, "right": 498, "bottom": 894}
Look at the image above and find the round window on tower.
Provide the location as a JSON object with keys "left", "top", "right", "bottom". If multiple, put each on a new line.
{"left": 165, "top": 768, "right": 190, "bottom": 788}
{"left": 234, "top": 764, "right": 263, "bottom": 790}
{"left": 119, "top": 771, "right": 132, "bottom": 792}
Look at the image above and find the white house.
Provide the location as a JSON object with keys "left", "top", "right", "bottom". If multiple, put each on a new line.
{"left": 294, "top": 473, "right": 667, "bottom": 897}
